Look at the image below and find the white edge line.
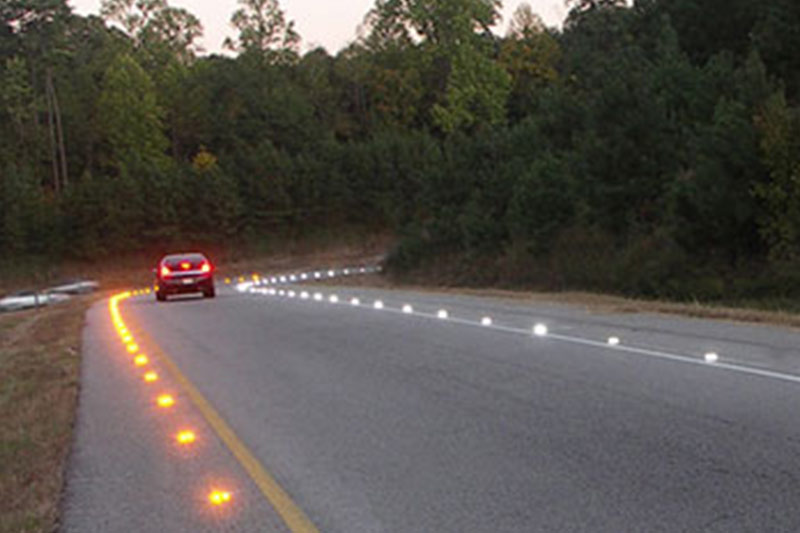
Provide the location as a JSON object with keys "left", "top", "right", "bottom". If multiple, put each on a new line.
{"left": 247, "top": 280, "right": 800, "bottom": 387}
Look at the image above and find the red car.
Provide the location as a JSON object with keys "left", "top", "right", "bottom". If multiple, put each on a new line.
{"left": 155, "top": 253, "right": 216, "bottom": 301}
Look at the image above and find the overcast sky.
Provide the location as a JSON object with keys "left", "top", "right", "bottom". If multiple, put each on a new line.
{"left": 67, "top": 0, "right": 568, "bottom": 55}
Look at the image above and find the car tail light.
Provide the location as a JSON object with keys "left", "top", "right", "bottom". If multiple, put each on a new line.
{"left": 160, "top": 265, "right": 170, "bottom": 277}
{"left": 200, "top": 262, "right": 211, "bottom": 273}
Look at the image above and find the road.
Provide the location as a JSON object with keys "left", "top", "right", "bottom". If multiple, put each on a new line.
{"left": 62, "top": 276, "right": 800, "bottom": 532}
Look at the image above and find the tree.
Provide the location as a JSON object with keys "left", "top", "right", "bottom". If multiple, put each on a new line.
{"left": 753, "top": 91, "right": 800, "bottom": 261}
{"left": 566, "top": 0, "right": 627, "bottom": 14}
{"left": 507, "top": 2, "right": 545, "bottom": 38}
{"left": 3, "top": 0, "right": 73, "bottom": 193}
{"left": 364, "top": 0, "right": 510, "bottom": 132}
{"left": 431, "top": 44, "right": 511, "bottom": 132}
{"left": 0, "top": 56, "right": 35, "bottom": 151}
{"left": 500, "top": 4, "right": 560, "bottom": 121}
{"left": 364, "top": 0, "right": 501, "bottom": 50}
{"left": 97, "top": 52, "right": 168, "bottom": 168}
{"left": 224, "top": 0, "right": 299, "bottom": 65}
{"left": 100, "top": 0, "right": 204, "bottom": 63}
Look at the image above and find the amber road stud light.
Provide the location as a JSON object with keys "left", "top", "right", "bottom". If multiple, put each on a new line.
{"left": 144, "top": 371, "right": 159, "bottom": 383}
{"left": 209, "top": 490, "right": 232, "bottom": 506}
{"left": 157, "top": 394, "right": 175, "bottom": 408}
{"left": 176, "top": 431, "right": 196, "bottom": 445}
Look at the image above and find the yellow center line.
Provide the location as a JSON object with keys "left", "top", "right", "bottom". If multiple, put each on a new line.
{"left": 119, "top": 301, "right": 320, "bottom": 533}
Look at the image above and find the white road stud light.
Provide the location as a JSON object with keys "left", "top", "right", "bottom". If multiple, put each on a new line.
{"left": 343, "top": 269, "right": 350, "bottom": 275}
{"left": 705, "top": 352, "right": 719, "bottom": 363}
{"left": 280, "top": 276, "right": 287, "bottom": 283}
{"left": 278, "top": 290, "right": 286, "bottom": 296}
{"left": 351, "top": 298, "right": 360, "bottom": 306}
{"left": 288, "top": 291, "right": 296, "bottom": 298}
{"left": 314, "top": 293, "right": 323, "bottom": 301}
{"left": 402, "top": 304, "right": 413, "bottom": 314}
{"left": 301, "top": 273, "right": 308, "bottom": 280}
{"left": 608, "top": 337, "right": 621, "bottom": 346}
{"left": 360, "top": 268, "right": 366, "bottom": 274}
{"left": 481, "top": 317, "right": 493, "bottom": 326}
{"left": 328, "top": 270, "right": 335, "bottom": 277}
{"left": 314, "top": 272, "right": 321, "bottom": 279}
{"left": 437, "top": 310, "right": 449, "bottom": 320}
{"left": 374, "top": 300, "right": 384, "bottom": 310}
{"left": 301, "top": 291, "right": 310, "bottom": 300}
{"left": 329, "top": 295, "right": 339, "bottom": 304}
{"left": 290, "top": 275, "right": 297, "bottom": 282}
{"left": 271, "top": 277, "right": 277, "bottom": 284}
{"left": 533, "top": 324, "right": 549, "bottom": 337}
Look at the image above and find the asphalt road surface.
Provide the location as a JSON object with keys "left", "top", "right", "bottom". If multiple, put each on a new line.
{"left": 62, "top": 278, "right": 800, "bottom": 532}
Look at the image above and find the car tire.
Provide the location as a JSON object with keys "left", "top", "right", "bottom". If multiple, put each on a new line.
{"left": 203, "top": 287, "right": 216, "bottom": 298}
{"left": 156, "top": 290, "right": 167, "bottom": 302}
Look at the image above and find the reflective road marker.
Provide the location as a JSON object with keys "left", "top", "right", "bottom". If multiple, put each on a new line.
{"left": 157, "top": 394, "right": 175, "bottom": 408}
{"left": 128, "top": 316, "right": 320, "bottom": 533}
{"left": 209, "top": 490, "right": 232, "bottom": 506}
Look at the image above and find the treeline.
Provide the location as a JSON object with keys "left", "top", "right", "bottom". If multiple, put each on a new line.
{"left": 2, "top": 0, "right": 800, "bottom": 301}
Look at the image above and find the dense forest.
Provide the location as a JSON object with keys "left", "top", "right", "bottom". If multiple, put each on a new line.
{"left": 1, "top": 0, "right": 800, "bottom": 302}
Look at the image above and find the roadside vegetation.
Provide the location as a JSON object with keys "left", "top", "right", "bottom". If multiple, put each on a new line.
{"left": 1, "top": 0, "right": 800, "bottom": 306}
{"left": 0, "top": 297, "right": 91, "bottom": 533}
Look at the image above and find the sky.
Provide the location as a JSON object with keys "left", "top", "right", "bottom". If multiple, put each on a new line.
{"left": 67, "top": 0, "right": 568, "bottom": 55}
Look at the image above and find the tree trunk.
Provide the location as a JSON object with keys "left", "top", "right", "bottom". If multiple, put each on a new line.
{"left": 45, "top": 73, "right": 60, "bottom": 194}
{"left": 48, "top": 68, "right": 69, "bottom": 189}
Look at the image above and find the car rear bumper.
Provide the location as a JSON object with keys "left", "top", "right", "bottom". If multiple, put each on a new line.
{"left": 158, "top": 276, "right": 213, "bottom": 294}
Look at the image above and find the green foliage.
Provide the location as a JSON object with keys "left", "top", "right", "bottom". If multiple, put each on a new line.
{"left": 5, "top": 0, "right": 800, "bottom": 304}
{"left": 431, "top": 45, "right": 511, "bottom": 132}
{"left": 506, "top": 153, "right": 576, "bottom": 254}
{"left": 100, "top": 0, "right": 204, "bottom": 63}
{"left": 97, "top": 52, "right": 169, "bottom": 168}
{"left": 753, "top": 92, "right": 800, "bottom": 261}
{"left": 0, "top": 57, "right": 35, "bottom": 143}
{"left": 224, "top": 0, "right": 299, "bottom": 65}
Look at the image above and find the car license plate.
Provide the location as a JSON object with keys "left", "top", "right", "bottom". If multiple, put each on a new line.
{"left": 182, "top": 278, "right": 195, "bottom": 285}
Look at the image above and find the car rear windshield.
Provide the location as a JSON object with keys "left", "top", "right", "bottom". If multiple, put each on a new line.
{"left": 163, "top": 255, "right": 207, "bottom": 269}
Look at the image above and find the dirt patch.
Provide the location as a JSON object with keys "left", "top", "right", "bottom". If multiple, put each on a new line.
{"left": 0, "top": 296, "right": 93, "bottom": 533}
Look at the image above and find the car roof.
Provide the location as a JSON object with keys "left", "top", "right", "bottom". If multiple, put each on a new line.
{"left": 161, "top": 253, "right": 208, "bottom": 261}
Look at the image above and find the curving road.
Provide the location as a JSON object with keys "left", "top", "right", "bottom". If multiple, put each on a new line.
{"left": 62, "top": 277, "right": 800, "bottom": 532}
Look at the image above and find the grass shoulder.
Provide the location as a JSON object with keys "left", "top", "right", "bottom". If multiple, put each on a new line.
{"left": 0, "top": 296, "right": 95, "bottom": 533}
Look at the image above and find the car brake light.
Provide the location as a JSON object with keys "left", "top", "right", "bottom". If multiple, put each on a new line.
{"left": 181, "top": 262, "right": 191, "bottom": 270}
{"left": 200, "top": 262, "right": 211, "bottom": 273}
{"left": 160, "top": 265, "right": 170, "bottom": 277}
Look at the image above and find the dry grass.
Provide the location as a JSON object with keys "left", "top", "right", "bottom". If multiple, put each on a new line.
{"left": 0, "top": 296, "right": 94, "bottom": 533}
